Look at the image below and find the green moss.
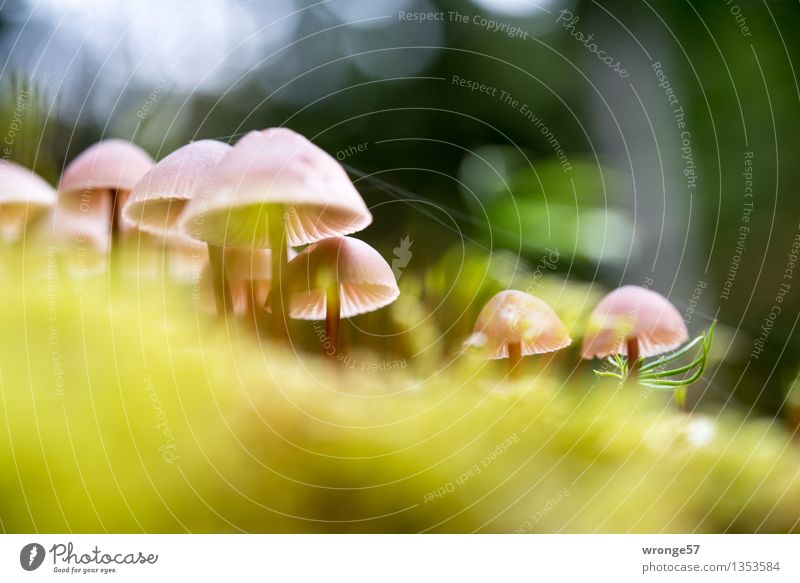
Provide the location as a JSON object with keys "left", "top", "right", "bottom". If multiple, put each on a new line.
{"left": 0, "top": 252, "right": 799, "bottom": 533}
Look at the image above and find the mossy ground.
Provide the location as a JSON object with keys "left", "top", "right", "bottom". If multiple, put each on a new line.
{"left": 1, "top": 246, "right": 799, "bottom": 533}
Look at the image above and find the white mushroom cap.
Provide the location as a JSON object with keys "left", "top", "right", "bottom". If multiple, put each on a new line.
{"left": 178, "top": 128, "right": 372, "bottom": 248}
{"left": 0, "top": 160, "right": 57, "bottom": 242}
{"left": 58, "top": 139, "right": 154, "bottom": 202}
{"left": 123, "top": 140, "right": 231, "bottom": 236}
{"left": 581, "top": 285, "right": 689, "bottom": 359}
{"left": 464, "top": 290, "right": 572, "bottom": 360}
{"left": 281, "top": 236, "right": 399, "bottom": 320}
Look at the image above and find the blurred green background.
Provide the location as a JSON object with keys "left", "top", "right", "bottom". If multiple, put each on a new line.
{"left": 2, "top": 0, "right": 799, "bottom": 416}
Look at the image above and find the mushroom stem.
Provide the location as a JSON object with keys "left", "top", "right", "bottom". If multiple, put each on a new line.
{"left": 508, "top": 341, "right": 522, "bottom": 378}
{"left": 627, "top": 337, "right": 641, "bottom": 377}
{"left": 267, "top": 204, "right": 289, "bottom": 340}
{"left": 245, "top": 280, "right": 261, "bottom": 333}
{"left": 325, "top": 283, "right": 341, "bottom": 357}
{"left": 789, "top": 405, "right": 800, "bottom": 442}
{"left": 110, "top": 189, "right": 121, "bottom": 245}
{"left": 109, "top": 188, "right": 130, "bottom": 270}
{"left": 207, "top": 244, "right": 231, "bottom": 315}
{"left": 107, "top": 189, "right": 121, "bottom": 276}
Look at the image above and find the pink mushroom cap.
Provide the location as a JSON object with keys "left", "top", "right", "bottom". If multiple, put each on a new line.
{"left": 123, "top": 140, "right": 231, "bottom": 236}
{"left": 58, "top": 139, "right": 154, "bottom": 201}
{"left": 581, "top": 285, "right": 689, "bottom": 359}
{"left": 279, "top": 236, "right": 399, "bottom": 320}
{"left": 178, "top": 128, "right": 372, "bottom": 248}
{"left": 464, "top": 290, "right": 572, "bottom": 360}
{"left": 0, "top": 160, "right": 57, "bottom": 242}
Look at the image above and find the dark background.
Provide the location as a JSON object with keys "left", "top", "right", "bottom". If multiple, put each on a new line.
{"left": 2, "top": 0, "right": 800, "bottom": 416}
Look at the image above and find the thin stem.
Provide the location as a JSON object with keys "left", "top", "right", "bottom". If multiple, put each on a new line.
{"left": 789, "top": 405, "right": 800, "bottom": 441}
{"left": 109, "top": 188, "right": 131, "bottom": 275}
{"left": 640, "top": 358, "right": 704, "bottom": 379}
{"left": 325, "top": 283, "right": 341, "bottom": 357}
{"left": 675, "top": 387, "right": 687, "bottom": 412}
{"left": 640, "top": 335, "right": 705, "bottom": 372}
{"left": 245, "top": 280, "right": 261, "bottom": 333}
{"left": 267, "top": 204, "right": 289, "bottom": 340}
{"left": 160, "top": 238, "right": 169, "bottom": 281}
{"left": 508, "top": 341, "right": 522, "bottom": 378}
{"left": 626, "top": 337, "right": 640, "bottom": 378}
{"left": 110, "top": 189, "right": 122, "bottom": 249}
{"left": 208, "top": 244, "right": 231, "bottom": 315}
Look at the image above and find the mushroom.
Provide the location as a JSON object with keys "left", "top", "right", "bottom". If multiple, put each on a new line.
{"left": 279, "top": 236, "right": 399, "bottom": 356}
{"left": 197, "top": 247, "right": 274, "bottom": 328}
{"left": 0, "top": 160, "right": 57, "bottom": 244}
{"left": 123, "top": 139, "right": 232, "bottom": 312}
{"left": 162, "top": 232, "right": 207, "bottom": 283}
{"left": 178, "top": 128, "right": 372, "bottom": 339}
{"left": 58, "top": 139, "right": 154, "bottom": 257}
{"left": 33, "top": 194, "right": 112, "bottom": 277}
{"left": 581, "top": 285, "right": 688, "bottom": 375}
{"left": 464, "top": 290, "right": 572, "bottom": 376}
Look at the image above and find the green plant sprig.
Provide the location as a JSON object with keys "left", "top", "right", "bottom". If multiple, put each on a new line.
{"left": 593, "top": 321, "right": 716, "bottom": 393}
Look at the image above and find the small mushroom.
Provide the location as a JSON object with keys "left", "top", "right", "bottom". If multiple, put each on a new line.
{"left": 0, "top": 160, "right": 57, "bottom": 244}
{"left": 58, "top": 139, "right": 154, "bottom": 257}
{"left": 465, "top": 290, "right": 571, "bottom": 376}
{"left": 123, "top": 139, "right": 232, "bottom": 312}
{"left": 279, "top": 236, "right": 399, "bottom": 356}
{"left": 179, "top": 128, "right": 372, "bottom": 339}
{"left": 581, "top": 285, "right": 688, "bottom": 375}
{"left": 198, "top": 247, "right": 276, "bottom": 329}
{"left": 33, "top": 195, "right": 112, "bottom": 277}
{"left": 162, "top": 232, "right": 207, "bottom": 283}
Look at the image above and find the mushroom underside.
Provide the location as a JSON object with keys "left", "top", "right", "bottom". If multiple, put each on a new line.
{"left": 187, "top": 202, "right": 370, "bottom": 248}
{"left": 582, "top": 330, "right": 686, "bottom": 360}
{"left": 287, "top": 282, "right": 400, "bottom": 320}
{"left": 123, "top": 198, "right": 188, "bottom": 235}
{"left": 0, "top": 201, "right": 52, "bottom": 242}
{"left": 466, "top": 332, "right": 572, "bottom": 360}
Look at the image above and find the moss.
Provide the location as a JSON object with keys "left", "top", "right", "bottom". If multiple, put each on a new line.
{"left": 0, "top": 254, "right": 799, "bottom": 533}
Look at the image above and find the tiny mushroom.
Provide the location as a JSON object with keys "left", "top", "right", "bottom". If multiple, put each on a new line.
{"left": 162, "top": 232, "right": 207, "bottom": 283}
{"left": 465, "top": 290, "right": 572, "bottom": 376}
{"left": 581, "top": 285, "right": 689, "bottom": 375}
{"left": 198, "top": 247, "right": 276, "bottom": 329}
{"left": 0, "top": 160, "right": 57, "bottom": 243}
{"left": 279, "top": 236, "right": 399, "bottom": 356}
{"left": 58, "top": 139, "right": 154, "bottom": 254}
{"left": 123, "top": 139, "right": 232, "bottom": 313}
{"left": 199, "top": 247, "right": 296, "bottom": 327}
{"left": 34, "top": 194, "right": 111, "bottom": 275}
{"left": 178, "top": 128, "right": 372, "bottom": 339}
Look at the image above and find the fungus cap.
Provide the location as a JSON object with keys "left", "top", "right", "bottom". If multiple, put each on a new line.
{"left": 59, "top": 139, "right": 154, "bottom": 200}
{"left": 281, "top": 236, "right": 398, "bottom": 320}
{"left": 581, "top": 285, "right": 689, "bottom": 359}
{"left": 123, "top": 140, "right": 231, "bottom": 236}
{"left": 178, "top": 128, "right": 372, "bottom": 248}
{"left": 0, "top": 161, "right": 57, "bottom": 242}
{"left": 464, "top": 290, "right": 572, "bottom": 360}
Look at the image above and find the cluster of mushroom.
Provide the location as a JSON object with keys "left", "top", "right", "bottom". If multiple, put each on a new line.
{"left": 466, "top": 285, "right": 704, "bottom": 387}
{"left": 1, "top": 129, "right": 401, "bottom": 355}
